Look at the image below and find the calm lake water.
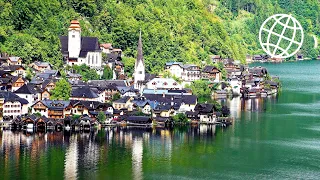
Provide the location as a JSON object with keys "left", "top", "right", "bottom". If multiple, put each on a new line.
{"left": 2, "top": 60, "right": 320, "bottom": 179}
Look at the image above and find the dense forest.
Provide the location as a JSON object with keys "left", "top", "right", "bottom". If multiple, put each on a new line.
{"left": 215, "top": 0, "right": 320, "bottom": 58}
{"left": 0, "top": 0, "right": 319, "bottom": 75}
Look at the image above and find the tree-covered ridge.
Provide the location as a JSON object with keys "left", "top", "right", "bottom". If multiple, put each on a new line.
{"left": 214, "top": 0, "right": 320, "bottom": 58}
{"left": 0, "top": 0, "right": 319, "bottom": 74}
{"left": 0, "top": 0, "right": 246, "bottom": 73}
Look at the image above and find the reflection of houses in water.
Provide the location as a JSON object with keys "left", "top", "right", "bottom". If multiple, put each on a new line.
{"left": 228, "top": 97, "right": 242, "bottom": 119}
{"left": 160, "top": 129, "right": 172, "bottom": 159}
{"left": 77, "top": 132, "right": 100, "bottom": 179}
{"left": 199, "top": 125, "right": 216, "bottom": 137}
{"left": 105, "top": 127, "right": 114, "bottom": 143}
{"left": 242, "top": 98, "right": 267, "bottom": 112}
{"left": 1, "top": 131, "right": 25, "bottom": 168}
{"left": 219, "top": 97, "right": 277, "bottom": 117}
{"left": 132, "top": 137, "right": 143, "bottom": 180}
{"left": 64, "top": 134, "right": 78, "bottom": 180}
{"left": 0, "top": 125, "right": 220, "bottom": 179}
{"left": 84, "top": 135, "right": 99, "bottom": 170}
{"left": 160, "top": 129, "right": 172, "bottom": 173}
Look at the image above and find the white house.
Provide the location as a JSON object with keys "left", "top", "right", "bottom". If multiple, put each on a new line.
{"left": 181, "top": 64, "right": 201, "bottom": 82}
{"left": 15, "top": 84, "right": 39, "bottom": 108}
{"left": 3, "top": 101, "right": 22, "bottom": 117}
{"left": 165, "top": 62, "right": 184, "bottom": 78}
{"left": 178, "top": 101, "right": 197, "bottom": 113}
{"left": 165, "top": 62, "right": 201, "bottom": 82}
{"left": 0, "top": 91, "right": 29, "bottom": 117}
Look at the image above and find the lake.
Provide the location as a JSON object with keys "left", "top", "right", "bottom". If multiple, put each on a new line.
{"left": 2, "top": 60, "right": 320, "bottom": 179}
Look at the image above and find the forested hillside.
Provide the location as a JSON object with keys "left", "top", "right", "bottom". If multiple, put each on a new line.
{"left": 215, "top": 0, "right": 320, "bottom": 58}
{"left": 0, "top": 0, "right": 319, "bottom": 74}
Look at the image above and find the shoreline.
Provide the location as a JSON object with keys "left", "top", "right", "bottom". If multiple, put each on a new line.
{"left": 0, "top": 117, "right": 233, "bottom": 132}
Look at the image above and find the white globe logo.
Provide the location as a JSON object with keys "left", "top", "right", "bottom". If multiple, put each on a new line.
{"left": 259, "top": 14, "right": 304, "bottom": 59}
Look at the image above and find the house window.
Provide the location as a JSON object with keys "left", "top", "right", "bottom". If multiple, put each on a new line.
{"left": 72, "top": 35, "right": 75, "bottom": 38}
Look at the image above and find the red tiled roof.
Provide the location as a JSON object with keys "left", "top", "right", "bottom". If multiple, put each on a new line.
{"left": 100, "top": 43, "right": 112, "bottom": 49}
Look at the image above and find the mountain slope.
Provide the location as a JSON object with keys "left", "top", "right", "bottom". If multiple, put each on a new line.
{"left": 214, "top": 0, "right": 320, "bottom": 59}
{"left": 0, "top": 0, "right": 319, "bottom": 75}
{"left": 0, "top": 0, "right": 246, "bottom": 74}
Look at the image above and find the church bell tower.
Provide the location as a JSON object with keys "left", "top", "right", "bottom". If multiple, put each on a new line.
{"left": 68, "top": 20, "right": 81, "bottom": 58}
{"left": 134, "top": 31, "right": 145, "bottom": 89}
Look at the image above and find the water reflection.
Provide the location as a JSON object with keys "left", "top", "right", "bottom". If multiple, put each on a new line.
{"left": 218, "top": 96, "right": 278, "bottom": 119}
{"left": 132, "top": 137, "right": 143, "bottom": 180}
{"left": 0, "top": 125, "right": 218, "bottom": 179}
{"left": 0, "top": 96, "right": 281, "bottom": 179}
{"left": 64, "top": 135, "right": 78, "bottom": 180}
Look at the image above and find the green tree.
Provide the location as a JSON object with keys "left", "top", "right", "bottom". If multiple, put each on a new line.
{"left": 185, "top": 80, "right": 213, "bottom": 103}
{"left": 50, "top": 78, "right": 71, "bottom": 100}
{"left": 97, "top": 111, "right": 106, "bottom": 124}
{"left": 102, "top": 65, "right": 113, "bottom": 80}
{"left": 172, "top": 113, "right": 189, "bottom": 124}
{"left": 135, "top": 110, "right": 147, "bottom": 116}
{"left": 112, "top": 93, "right": 121, "bottom": 102}
{"left": 72, "top": 64, "right": 100, "bottom": 81}
{"left": 34, "top": 112, "right": 42, "bottom": 117}
{"left": 172, "top": 75, "right": 182, "bottom": 84}
{"left": 122, "top": 57, "right": 135, "bottom": 77}
{"left": 25, "top": 67, "right": 34, "bottom": 81}
{"left": 162, "top": 70, "right": 172, "bottom": 78}
{"left": 72, "top": 114, "right": 81, "bottom": 120}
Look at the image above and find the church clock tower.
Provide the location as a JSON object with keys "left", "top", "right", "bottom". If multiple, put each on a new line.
{"left": 68, "top": 20, "right": 81, "bottom": 58}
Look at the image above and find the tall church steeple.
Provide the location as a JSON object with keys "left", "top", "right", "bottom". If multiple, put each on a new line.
{"left": 134, "top": 30, "right": 145, "bottom": 89}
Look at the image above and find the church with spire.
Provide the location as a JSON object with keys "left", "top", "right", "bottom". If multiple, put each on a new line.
{"left": 133, "top": 31, "right": 155, "bottom": 92}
